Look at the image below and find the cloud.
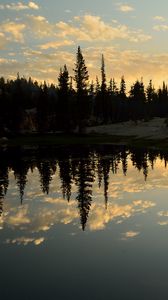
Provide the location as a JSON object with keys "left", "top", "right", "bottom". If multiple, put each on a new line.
{"left": 6, "top": 237, "right": 44, "bottom": 246}
{"left": 3, "top": 43, "right": 168, "bottom": 89}
{"left": 0, "top": 58, "right": 17, "bottom": 63}
{"left": 83, "top": 47, "right": 168, "bottom": 86}
{"left": 39, "top": 40, "right": 74, "bottom": 50}
{"left": 158, "top": 221, "right": 168, "bottom": 226}
{"left": 26, "top": 15, "right": 55, "bottom": 38}
{"left": 0, "top": 13, "right": 150, "bottom": 48}
{"left": 117, "top": 4, "right": 134, "bottom": 12}
{"left": 158, "top": 211, "right": 168, "bottom": 217}
{"left": 56, "top": 15, "right": 151, "bottom": 43}
{"left": 3, "top": 45, "right": 168, "bottom": 88}
{"left": 0, "top": 1, "right": 39, "bottom": 11}
{"left": 153, "top": 16, "right": 166, "bottom": 22}
{"left": 28, "top": 1, "right": 39, "bottom": 10}
{"left": 88, "top": 199, "right": 155, "bottom": 231}
{"left": 0, "top": 32, "right": 8, "bottom": 49}
{"left": 65, "top": 9, "right": 71, "bottom": 13}
{"left": 153, "top": 24, "right": 168, "bottom": 31}
{"left": 0, "top": 21, "right": 26, "bottom": 42}
{"left": 121, "top": 231, "right": 140, "bottom": 239}
{"left": 7, "top": 205, "right": 30, "bottom": 227}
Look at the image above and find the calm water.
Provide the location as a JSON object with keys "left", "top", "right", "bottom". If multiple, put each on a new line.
{"left": 1, "top": 145, "right": 168, "bottom": 299}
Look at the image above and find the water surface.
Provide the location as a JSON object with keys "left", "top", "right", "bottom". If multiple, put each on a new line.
{"left": 0, "top": 145, "right": 168, "bottom": 299}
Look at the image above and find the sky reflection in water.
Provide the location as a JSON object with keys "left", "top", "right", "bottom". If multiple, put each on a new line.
{"left": 1, "top": 146, "right": 168, "bottom": 299}
{"left": 1, "top": 146, "right": 168, "bottom": 244}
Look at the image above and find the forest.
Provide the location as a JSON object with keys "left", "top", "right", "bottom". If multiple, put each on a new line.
{"left": 1, "top": 46, "right": 168, "bottom": 135}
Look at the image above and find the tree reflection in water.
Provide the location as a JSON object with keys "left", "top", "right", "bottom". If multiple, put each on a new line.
{"left": 0, "top": 145, "right": 167, "bottom": 230}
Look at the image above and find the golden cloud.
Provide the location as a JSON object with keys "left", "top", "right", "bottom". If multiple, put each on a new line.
{"left": 56, "top": 15, "right": 151, "bottom": 43}
{"left": 26, "top": 15, "right": 55, "bottom": 38}
{"left": 0, "top": 21, "right": 26, "bottom": 42}
{"left": 0, "top": 1, "right": 39, "bottom": 11}
{"left": 153, "top": 24, "right": 168, "bottom": 31}
{"left": 6, "top": 237, "right": 44, "bottom": 246}
{"left": 88, "top": 200, "right": 155, "bottom": 231}
{"left": 121, "top": 231, "right": 140, "bottom": 239}
{"left": 0, "top": 32, "right": 8, "bottom": 49}
{"left": 153, "top": 16, "right": 166, "bottom": 22}
{"left": 117, "top": 4, "right": 135, "bottom": 13}
{"left": 40, "top": 40, "right": 74, "bottom": 50}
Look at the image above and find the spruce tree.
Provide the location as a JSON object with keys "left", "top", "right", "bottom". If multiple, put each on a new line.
{"left": 119, "top": 76, "right": 126, "bottom": 100}
{"left": 58, "top": 65, "right": 69, "bottom": 94}
{"left": 101, "top": 54, "right": 106, "bottom": 94}
{"left": 73, "top": 46, "right": 89, "bottom": 131}
{"left": 58, "top": 65, "right": 70, "bottom": 131}
{"left": 74, "top": 46, "right": 89, "bottom": 96}
{"left": 100, "top": 54, "right": 109, "bottom": 123}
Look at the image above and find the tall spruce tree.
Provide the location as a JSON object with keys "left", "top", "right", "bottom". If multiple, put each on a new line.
{"left": 100, "top": 54, "right": 109, "bottom": 122}
{"left": 74, "top": 46, "right": 89, "bottom": 96}
{"left": 101, "top": 54, "right": 106, "bottom": 94}
{"left": 73, "top": 46, "right": 89, "bottom": 131}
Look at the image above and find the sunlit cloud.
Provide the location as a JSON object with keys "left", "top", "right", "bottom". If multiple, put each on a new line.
{"left": 153, "top": 16, "right": 166, "bottom": 22}
{"left": 5, "top": 237, "right": 44, "bottom": 246}
{"left": 158, "top": 211, "right": 168, "bottom": 217}
{"left": 28, "top": 1, "right": 39, "bottom": 10}
{"left": 25, "top": 15, "right": 55, "bottom": 38}
{"left": 0, "top": 21, "right": 26, "bottom": 42}
{"left": 153, "top": 24, "right": 168, "bottom": 31}
{"left": 88, "top": 200, "right": 155, "bottom": 231}
{"left": 7, "top": 205, "right": 30, "bottom": 227}
{"left": 56, "top": 15, "right": 151, "bottom": 43}
{"left": 158, "top": 210, "right": 168, "bottom": 225}
{"left": 0, "top": 32, "right": 8, "bottom": 49}
{"left": 3, "top": 43, "right": 168, "bottom": 88}
{"left": 39, "top": 40, "right": 74, "bottom": 50}
{"left": 0, "top": 58, "right": 17, "bottom": 63}
{"left": 117, "top": 4, "right": 135, "bottom": 13}
{"left": 158, "top": 221, "right": 168, "bottom": 226}
{"left": 121, "top": 231, "right": 140, "bottom": 239}
{"left": 0, "top": 1, "right": 39, "bottom": 11}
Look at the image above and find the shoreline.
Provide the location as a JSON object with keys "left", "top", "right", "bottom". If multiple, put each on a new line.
{"left": 1, "top": 117, "right": 168, "bottom": 150}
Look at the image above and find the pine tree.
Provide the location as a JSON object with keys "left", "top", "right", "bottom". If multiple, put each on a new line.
{"left": 74, "top": 46, "right": 89, "bottom": 96}
{"left": 112, "top": 78, "right": 118, "bottom": 96}
{"left": 58, "top": 64, "right": 69, "bottom": 94}
{"left": 95, "top": 76, "right": 101, "bottom": 94}
{"left": 100, "top": 54, "right": 109, "bottom": 122}
{"left": 119, "top": 76, "right": 126, "bottom": 100}
{"left": 73, "top": 46, "right": 89, "bottom": 131}
{"left": 101, "top": 54, "right": 106, "bottom": 94}
{"left": 57, "top": 65, "right": 71, "bottom": 130}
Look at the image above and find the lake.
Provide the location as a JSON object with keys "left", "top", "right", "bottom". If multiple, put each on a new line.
{"left": 0, "top": 144, "right": 168, "bottom": 299}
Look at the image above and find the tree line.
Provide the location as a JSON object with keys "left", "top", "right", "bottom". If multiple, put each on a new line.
{"left": 0, "top": 145, "right": 167, "bottom": 229}
{"left": 1, "top": 46, "right": 168, "bottom": 135}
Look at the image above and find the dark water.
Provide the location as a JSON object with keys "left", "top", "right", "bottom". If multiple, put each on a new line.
{"left": 1, "top": 145, "right": 168, "bottom": 299}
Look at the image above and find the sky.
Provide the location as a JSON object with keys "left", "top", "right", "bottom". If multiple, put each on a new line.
{"left": 1, "top": 0, "right": 168, "bottom": 88}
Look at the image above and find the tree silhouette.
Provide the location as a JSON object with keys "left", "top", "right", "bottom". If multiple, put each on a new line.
{"left": 76, "top": 158, "right": 94, "bottom": 230}
{"left": 58, "top": 64, "right": 70, "bottom": 131}
{"left": 74, "top": 46, "right": 89, "bottom": 132}
{"left": 59, "top": 158, "right": 72, "bottom": 201}
{"left": 37, "top": 161, "right": 53, "bottom": 194}
{"left": 13, "top": 160, "right": 29, "bottom": 204}
{"left": 119, "top": 76, "right": 127, "bottom": 100}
